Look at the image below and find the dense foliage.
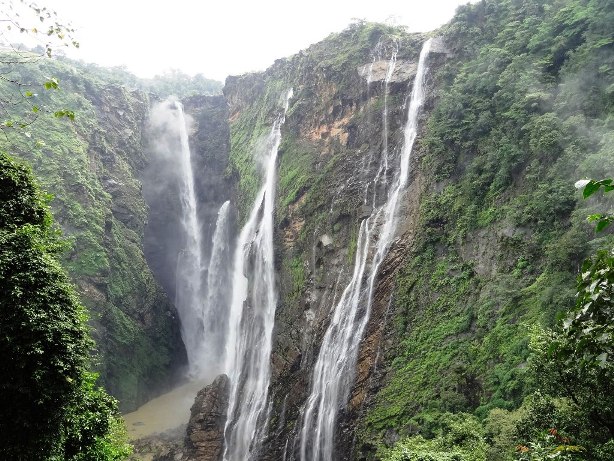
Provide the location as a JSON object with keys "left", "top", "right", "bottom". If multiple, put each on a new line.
{"left": 0, "top": 50, "right": 184, "bottom": 410}
{"left": 380, "top": 189, "right": 614, "bottom": 460}
{"left": 0, "top": 152, "right": 131, "bottom": 460}
{"left": 359, "top": 0, "right": 614, "bottom": 457}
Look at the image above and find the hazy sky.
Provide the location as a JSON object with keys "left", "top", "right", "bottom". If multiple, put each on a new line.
{"left": 14, "top": 0, "right": 471, "bottom": 82}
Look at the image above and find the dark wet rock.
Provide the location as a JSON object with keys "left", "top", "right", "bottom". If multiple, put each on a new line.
{"left": 183, "top": 375, "right": 230, "bottom": 461}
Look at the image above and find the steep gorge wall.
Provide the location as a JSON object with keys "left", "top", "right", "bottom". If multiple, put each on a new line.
{"left": 353, "top": 1, "right": 614, "bottom": 458}
{"left": 220, "top": 2, "right": 613, "bottom": 457}
{"left": 0, "top": 59, "right": 192, "bottom": 411}
{"left": 222, "top": 23, "right": 447, "bottom": 459}
{"left": 3, "top": 0, "right": 612, "bottom": 454}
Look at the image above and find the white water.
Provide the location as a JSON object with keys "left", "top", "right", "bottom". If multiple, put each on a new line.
{"left": 196, "top": 200, "right": 232, "bottom": 377}
{"left": 371, "top": 45, "right": 398, "bottom": 199}
{"left": 299, "top": 39, "right": 432, "bottom": 461}
{"left": 223, "top": 89, "right": 294, "bottom": 461}
{"left": 173, "top": 100, "right": 206, "bottom": 379}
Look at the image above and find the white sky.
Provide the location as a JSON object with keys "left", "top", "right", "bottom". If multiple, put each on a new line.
{"left": 11, "top": 0, "right": 471, "bottom": 82}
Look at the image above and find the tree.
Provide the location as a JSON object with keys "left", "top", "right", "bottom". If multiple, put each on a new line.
{"left": 0, "top": 152, "right": 130, "bottom": 460}
{"left": 515, "top": 178, "right": 614, "bottom": 460}
{"left": 0, "top": 0, "right": 77, "bottom": 136}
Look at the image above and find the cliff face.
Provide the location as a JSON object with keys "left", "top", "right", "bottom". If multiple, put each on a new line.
{"left": 219, "top": 2, "right": 613, "bottom": 457}
{"left": 221, "top": 24, "right": 448, "bottom": 459}
{"left": 0, "top": 59, "right": 189, "bottom": 411}
{"left": 3, "top": 0, "right": 612, "bottom": 455}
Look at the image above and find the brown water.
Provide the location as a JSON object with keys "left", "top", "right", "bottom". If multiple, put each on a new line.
{"left": 123, "top": 380, "right": 206, "bottom": 439}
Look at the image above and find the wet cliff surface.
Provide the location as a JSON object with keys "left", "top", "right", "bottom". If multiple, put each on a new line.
{"left": 221, "top": 24, "right": 448, "bottom": 459}
{"left": 217, "top": 4, "right": 613, "bottom": 457}
{"left": 0, "top": 58, "right": 230, "bottom": 411}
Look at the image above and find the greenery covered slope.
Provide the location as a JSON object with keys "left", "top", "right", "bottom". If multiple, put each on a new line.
{"left": 0, "top": 54, "right": 185, "bottom": 410}
{"left": 0, "top": 152, "right": 131, "bottom": 460}
{"left": 359, "top": 0, "right": 614, "bottom": 457}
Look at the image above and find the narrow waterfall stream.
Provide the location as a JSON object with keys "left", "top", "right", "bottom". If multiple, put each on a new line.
{"left": 299, "top": 39, "right": 432, "bottom": 461}
{"left": 200, "top": 200, "right": 232, "bottom": 374}
{"left": 223, "top": 89, "right": 294, "bottom": 461}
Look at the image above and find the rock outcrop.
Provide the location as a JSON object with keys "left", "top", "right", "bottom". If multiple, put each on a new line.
{"left": 184, "top": 375, "right": 230, "bottom": 461}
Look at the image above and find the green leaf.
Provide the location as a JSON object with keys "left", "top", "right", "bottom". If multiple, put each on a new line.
{"left": 595, "top": 219, "right": 610, "bottom": 232}
{"left": 54, "top": 110, "right": 75, "bottom": 121}
{"left": 587, "top": 213, "right": 603, "bottom": 222}
{"left": 583, "top": 180, "right": 601, "bottom": 198}
{"left": 43, "top": 78, "right": 59, "bottom": 90}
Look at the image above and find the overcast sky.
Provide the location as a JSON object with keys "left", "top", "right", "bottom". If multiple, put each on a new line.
{"left": 10, "top": 0, "right": 471, "bottom": 82}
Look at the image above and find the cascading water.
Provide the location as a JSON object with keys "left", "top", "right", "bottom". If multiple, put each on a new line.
{"left": 299, "top": 39, "right": 432, "bottom": 461}
{"left": 164, "top": 100, "right": 233, "bottom": 381}
{"left": 223, "top": 89, "right": 294, "bottom": 461}
{"left": 173, "top": 100, "right": 206, "bottom": 379}
{"left": 371, "top": 43, "right": 398, "bottom": 199}
{"left": 197, "top": 200, "right": 232, "bottom": 376}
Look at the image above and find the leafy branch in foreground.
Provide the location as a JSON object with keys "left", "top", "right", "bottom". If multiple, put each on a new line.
{"left": 0, "top": 0, "right": 79, "bottom": 137}
{"left": 0, "top": 0, "right": 79, "bottom": 58}
{"left": 575, "top": 178, "right": 614, "bottom": 232}
{"left": 514, "top": 178, "right": 614, "bottom": 460}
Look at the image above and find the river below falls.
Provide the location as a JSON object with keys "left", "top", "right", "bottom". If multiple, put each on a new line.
{"left": 123, "top": 379, "right": 205, "bottom": 439}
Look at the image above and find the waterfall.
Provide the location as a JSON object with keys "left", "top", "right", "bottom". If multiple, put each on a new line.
{"left": 155, "top": 100, "right": 232, "bottom": 381}
{"left": 196, "top": 200, "right": 232, "bottom": 377}
{"left": 223, "top": 89, "right": 294, "bottom": 460}
{"left": 173, "top": 100, "right": 206, "bottom": 379}
{"left": 371, "top": 44, "right": 397, "bottom": 201}
{"left": 299, "top": 39, "right": 432, "bottom": 461}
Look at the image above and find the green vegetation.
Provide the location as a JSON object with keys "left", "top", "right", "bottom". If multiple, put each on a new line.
{"left": 377, "top": 178, "right": 613, "bottom": 460}
{"left": 142, "top": 69, "right": 223, "bottom": 98}
{"left": 381, "top": 413, "right": 487, "bottom": 461}
{"left": 0, "top": 51, "right": 181, "bottom": 410}
{"left": 359, "top": 0, "right": 614, "bottom": 457}
{"left": 0, "top": 152, "right": 131, "bottom": 460}
{"left": 226, "top": 77, "right": 290, "bottom": 222}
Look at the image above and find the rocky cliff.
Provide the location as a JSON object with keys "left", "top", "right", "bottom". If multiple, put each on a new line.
{"left": 0, "top": 57, "right": 230, "bottom": 411}
{"left": 220, "top": 23, "right": 448, "bottom": 459}
{"left": 218, "top": 3, "right": 613, "bottom": 457}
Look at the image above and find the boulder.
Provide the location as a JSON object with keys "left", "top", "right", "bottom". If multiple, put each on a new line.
{"left": 183, "top": 374, "right": 230, "bottom": 461}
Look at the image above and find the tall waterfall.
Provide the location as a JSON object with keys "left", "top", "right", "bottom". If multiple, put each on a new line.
{"left": 173, "top": 100, "right": 206, "bottom": 379}
{"left": 299, "top": 39, "right": 432, "bottom": 461}
{"left": 223, "top": 89, "right": 294, "bottom": 460}
{"left": 158, "top": 100, "right": 232, "bottom": 380}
